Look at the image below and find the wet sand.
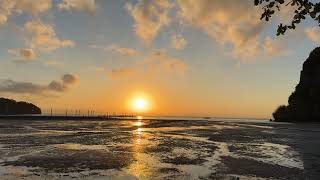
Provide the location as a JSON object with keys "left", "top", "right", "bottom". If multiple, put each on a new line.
{"left": 0, "top": 118, "right": 319, "bottom": 179}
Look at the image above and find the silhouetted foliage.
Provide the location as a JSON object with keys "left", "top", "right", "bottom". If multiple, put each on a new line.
{"left": 0, "top": 98, "right": 41, "bottom": 115}
{"left": 255, "top": 0, "right": 320, "bottom": 35}
{"left": 273, "top": 47, "right": 320, "bottom": 122}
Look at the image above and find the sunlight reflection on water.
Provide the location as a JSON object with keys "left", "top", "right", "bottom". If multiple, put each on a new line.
{"left": 126, "top": 126, "right": 158, "bottom": 179}
{"left": 133, "top": 120, "right": 143, "bottom": 127}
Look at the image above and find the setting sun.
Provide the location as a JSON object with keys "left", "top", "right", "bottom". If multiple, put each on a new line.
{"left": 134, "top": 98, "right": 147, "bottom": 110}
{"left": 132, "top": 97, "right": 149, "bottom": 112}
{"left": 128, "top": 93, "right": 152, "bottom": 113}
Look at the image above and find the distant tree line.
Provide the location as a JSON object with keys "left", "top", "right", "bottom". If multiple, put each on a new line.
{"left": 0, "top": 98, "right": 41, "bottom": 115}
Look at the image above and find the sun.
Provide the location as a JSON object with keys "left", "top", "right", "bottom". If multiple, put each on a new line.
{"left": 132, "top": 97, "right": 149, "bottom": 112}
{"left": 134, "top": 98, "right": 147, "bottom": 110}
{"left": 128, "top": 93, "right": 152, "bottom": 113}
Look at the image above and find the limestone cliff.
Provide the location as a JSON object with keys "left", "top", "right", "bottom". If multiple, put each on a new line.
{"left": 273, "top": 47, "right": 320, "bottom": 122}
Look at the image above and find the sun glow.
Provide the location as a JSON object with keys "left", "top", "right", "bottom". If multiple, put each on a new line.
{"left": 128, "top": 93, "right": 152, "bottom": 113}
{"left": 134, "top": 98, "right": 147, "bottom": 110}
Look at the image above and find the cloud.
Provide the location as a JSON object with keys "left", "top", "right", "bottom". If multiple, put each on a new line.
{"left": 107, "top": 68, "right": 135, "bottom": 79}
{"left": 0, "top": 1, "right": 75, "bottom": 56}
{"left": 0, "top": 0, "right": 16, "bottom": 25}
{"left": 47, "top": 74, "right": 78, "bottom": 92}
{"left": 263, "top": 36, "right": 288, "bottom": 56}
{"left": 15, "top": 0, "right": 52, "bottom": 15}
{"left": 0, "top": 74, "right": 79, "bottom": 95}
{"left": 24, "top": 20, "right": 75, "bottom": 51}
{"left": 145, "top": 50, "right": 188, "bottom": 75}
{"left": 58, "top": 0, "right": 96, "bottom": 13}
{"left": 176, "top": 0, "right": 264, "bottom": 59}
{"left": 0, "top": 80, "right": 46, "bottom": 94}
{"left": 62, "top": 74, "right": 78, "bottom": 84}
{"left": 305, "top": 27, "right": 320, "bottom": 43}
{"left": 126, "top": 0, "right": 173, "bottom": 42}
{"left": 0, "top": 0, "right": 52, "bottom": 25}
{"left": 8, "top": 48, "right": 37, "bottom": 62}
{"left": 0, "top": 1, "right": 74, "bottom": 57}
{"left": 106, "top": 44, "right": 138, "bottom": 56}
{"left": 107, "top": 49, "right": 188, "bottom": 80}
{"left": 48, "top": 80, "right": 66, "bottom": 92}
{"left": 276, "top": 3, "right": 297, "bottom": 25}
{"left": 171, "top": 34, "right": 187, "bottom": 50}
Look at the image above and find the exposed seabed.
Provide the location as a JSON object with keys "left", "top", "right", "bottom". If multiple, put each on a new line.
{"left": 0, "top": 118, "right": 319, "bottom": 179}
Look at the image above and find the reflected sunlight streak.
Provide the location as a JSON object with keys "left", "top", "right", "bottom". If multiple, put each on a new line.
{"left": 127, "top": 125, "right": 157, "bottom": 179}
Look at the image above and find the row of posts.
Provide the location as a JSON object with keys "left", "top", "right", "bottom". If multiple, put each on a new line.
{"left": 48, "top": 108, "right": 133, "bottom": 117}
{"left": 49, "top": 108, "right": 95, "bottom": 117}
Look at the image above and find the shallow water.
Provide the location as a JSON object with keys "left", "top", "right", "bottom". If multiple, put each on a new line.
{"left": 0, "top": 118, "right": 319, "bottom": 179}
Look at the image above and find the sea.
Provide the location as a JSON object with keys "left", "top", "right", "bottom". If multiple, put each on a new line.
{"left": 0, "top": 117, "right": 319, "bottom": 179}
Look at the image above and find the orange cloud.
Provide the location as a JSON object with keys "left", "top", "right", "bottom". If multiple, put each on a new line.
{"left": 126, "top": 0, "right": 173, "bottom": 42}
{"left": 0, "top": 0, "right": 52, "bottom": 25}
{"left": 171, "top": 34, "right": 187, "bottom": 50}
{"left": 8, "top": 48, "right": 37, "bottom": 62}
{"left": 24, "top": 20, "right": 75, "bottom": 51}
{"left": 305, "top": 27, "right": 320, "bottom": 43}
{"left": 107, "top": 49, "right": 188, "bottom": 80}
{"left": 263, "top": 36, "right": 288, "bottom": 56}
{"left": 176, "top": 0, "right": 264, "bottom": 59}
{"left": 106, "top": 44, "right": 138, "bottom": 56}
{"left": 145, "top": 50, "right": 188, "bottom": 75}
{"left": 0, "top": 0, "right": 16, "bottom": 25}
{"left": 15, "top": 0, "right": 52, "bottom": 14}
{"left": 58, "top": 0, "right": 96, "bottom": 13}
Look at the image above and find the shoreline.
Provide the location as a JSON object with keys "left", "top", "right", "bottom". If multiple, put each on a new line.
{"left": 0, "top": 115, "right": 133, "bottom": 121}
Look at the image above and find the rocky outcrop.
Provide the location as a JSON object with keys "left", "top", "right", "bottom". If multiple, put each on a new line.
{"left": 0, "top": 98, "right": 41, "bottom": 115}
{"left": 273, "top": 47, "right": 320, "bottom": 122}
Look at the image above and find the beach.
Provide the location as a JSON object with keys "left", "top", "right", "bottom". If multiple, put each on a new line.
{"left": 0, "top": 118, "right": 319, "bottom": 179}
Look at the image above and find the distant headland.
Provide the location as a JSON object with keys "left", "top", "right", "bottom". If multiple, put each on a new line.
{"left": 0, "top": 97, "right": 134, "bottom": 120}
{"left": 0, "top": 98, "right": 41, "bottom": 115}
{"left": 273, "top": 47, "right": 320, "bottom": 122}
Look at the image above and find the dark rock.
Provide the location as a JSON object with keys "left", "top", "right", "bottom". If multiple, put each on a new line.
{"left": 0, "top": 97, "right": 41, "bottom": 115}
{"left": 274, "top": 47, "right": 320, "bottom": 122}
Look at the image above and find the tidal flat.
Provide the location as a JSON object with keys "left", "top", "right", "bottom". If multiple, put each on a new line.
{"left": 0, "top": 118, "right": 319, "bottom": 179}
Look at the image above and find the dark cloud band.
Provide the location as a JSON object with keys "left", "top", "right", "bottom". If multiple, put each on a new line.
{"left": 0, "top": 74, "right": 79, "bottom": 95}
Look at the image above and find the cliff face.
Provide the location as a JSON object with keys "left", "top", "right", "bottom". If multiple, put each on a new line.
{"left": 0, "top": 98, "right": 41, "bottom": 115}
{"left": 273, "top": 47, "right": 320, "bottom": 122}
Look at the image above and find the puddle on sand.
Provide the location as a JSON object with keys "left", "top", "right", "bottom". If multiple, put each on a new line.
{"left": 52, "top": 144, "right": 110, "bottom": 150}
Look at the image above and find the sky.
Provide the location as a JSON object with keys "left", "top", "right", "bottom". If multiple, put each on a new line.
{"left": 0, "top": 0, "right": 319, "bottom": 118}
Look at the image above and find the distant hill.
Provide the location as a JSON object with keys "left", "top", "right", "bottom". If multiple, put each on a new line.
{"left": 0, "top": 98, "right": 41, "bottom": 115}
